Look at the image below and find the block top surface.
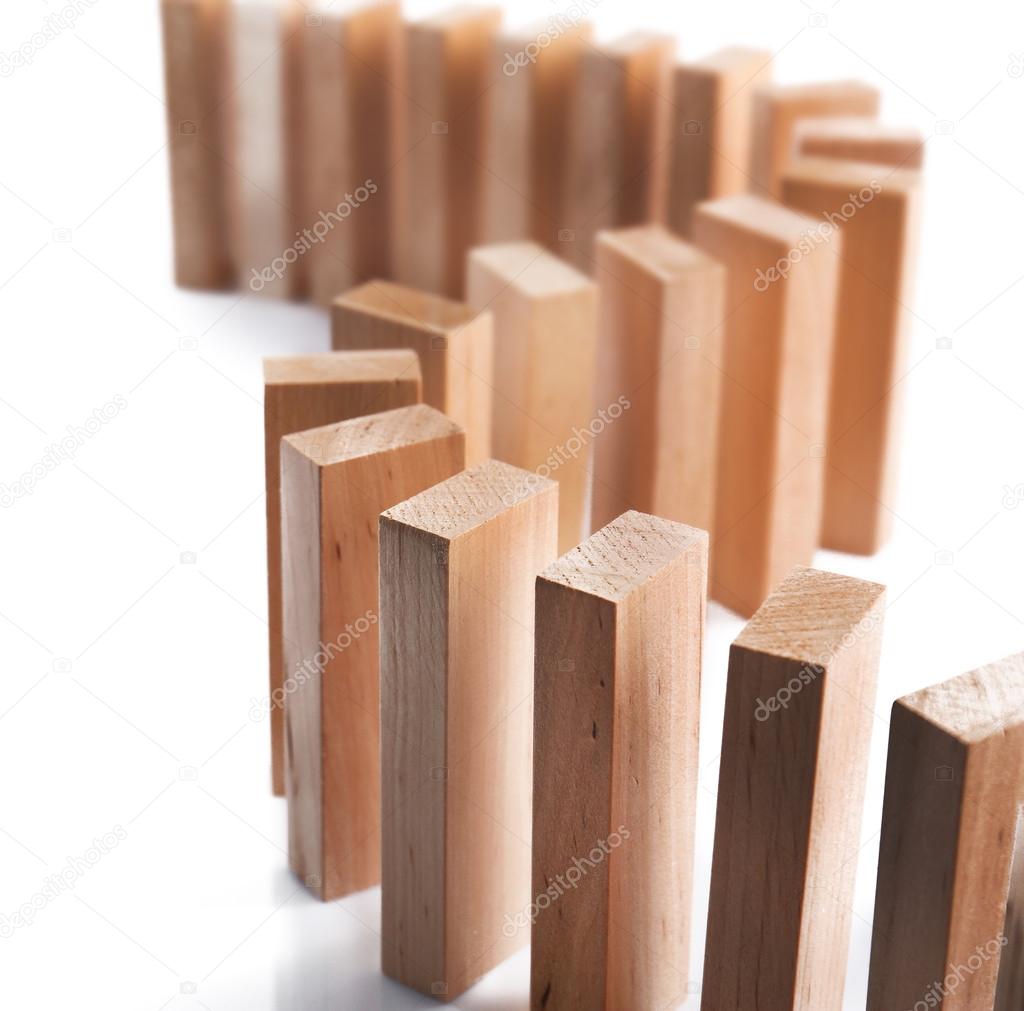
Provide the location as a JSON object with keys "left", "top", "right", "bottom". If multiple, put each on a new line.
{"left": 695, "top": 193, "right": 823, "bottom": 247}
{"left": 782, "top": 157, "right": 920, "bottom": 197}
{"left": 414, "top": 5, "right": 501, "bottom": 31}
{"left": 597, "top": 225, "right": 722, "bottom": 283}
{"left": 601, "top": 31, "right": 674, "bottom": 60}
{"left": 469, "top": 242, "right": 595, "bottom": 299}
{"left": 685, "top": 46, "right": 770, "bottom": 75}
{"left": 797, "top": 116, "right": 922, "bottom": 145}
{"left": 263, "top": 349, "right": 420, "bottom": 387}
{"left": 333, "top": 280, "right": 486, "bottom": 336}
{"left": 756, "top": 79, "right": 879, "bottom": 106}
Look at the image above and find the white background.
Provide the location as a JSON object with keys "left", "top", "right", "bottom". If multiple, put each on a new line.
{"left": 1, "top": 0, "right": 1023, "bottom": 1008}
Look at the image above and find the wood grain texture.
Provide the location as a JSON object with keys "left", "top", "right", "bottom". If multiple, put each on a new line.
{"left": 693, "top": 194, "right": 840, "bottom": 617}
{"left": 782, "top": 159, "right": 921, "bottom": 554}
{"left": 281, "top": 405, "right": 464, "bottom": 901}
{"left": 592, "top": 225, "right": 726, "bottom": 539}
{"left": 795, "top": 117, "right": 925, "bottom": 169}
{"left": 263, "top": 350, "right": 421, "bottom": 795}
{"left": 331, "top": 279, "right": 494, "bottom": 464}
{"left": 867, "top": 652, "right": 1024, "bottom": 1011}
{"left": 466, "top": 241, "right": 598, "bottom": 553}
{"left": 702, "top": 566, "right": 886, "bottom": 1011}
{"left": 380, "top": 459, "right": 558, "bottom": 999}
{"left": 531, "top": 510, "right": 708, "bottom": 1011}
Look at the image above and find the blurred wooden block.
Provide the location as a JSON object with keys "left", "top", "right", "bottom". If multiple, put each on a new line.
{"left": 782, "top": 159, "right": 921, "bottom": 554}
{"left": 263, "top": 350, "right": 421, "bottom": 795}
{"left": 795, "top": 117, "right": 925, "bottom": 169}
{"left": 592, "top": 225, "right": 725, "bottom": 539}
{"left": 300, "top": 1, "right": 401, "bottom": 306}
{"left": 160, "top": 0, "right": 234, "bottom": 289}
{"left": 563, "top": 32, "right": 675, "bottom": 271}
{"left": 867, "top": 652, "right": 1024, "bottom": 1011}
{"left": 392, "top": 6, "right": 502, "bottom": 298}
{"left": 281, "top": 405, "right": 464, "bottom": 900}
{"left": 693, "top": 195, "right": 840, "bottom": 617}
{"left": 666, "top": 47, "right": 772, "bottom": 237}
{"left": 380, "top": 459, "right": 558, "bottom": 998}
{"left": 531, "top": 511, "right": 708, "bottom": 1011}
{"left": 996, "top": 805, "right": 1024, "bottom": 1011}
{"left": 750, "top": 81, "right": 879, "bottom": 198}
{"left": 466, "top": 241, "right": 597, "bottom": 552}
{"left": 331, "top": 280, "right": 494, "bottom": 464}
{"left": 703, "top": 566, "right": 885, "bottom": 1011}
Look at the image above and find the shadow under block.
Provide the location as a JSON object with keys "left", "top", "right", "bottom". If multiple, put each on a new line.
{"left": 379, "top": 459, "right": 558, "bottom": 998}
{"left": 666, "top": 47, "right": 772, "bottom": 238}
{"left": 300, "top": 1, "right": 401, "bottom": 305}
{"left": 466, "top": 241, "right": 598, "bottom": 553}
{"left": 795, "top": 117, "right": 925, "bottom": 169}
{"left": 331, "top": 280, "right": 494, "bottom": 464}
{"left": 264, "top": 350, "right": 422, "bottom": 795}
{"left": 693, "top": 195, "right": 840, "bottom": 617}
{"left": 563, "top": 33, "right": 676, "bottom": 271}
{"left": 531, "top": 511, "right": 708, "bottom": 1011}
{"left": 867, "top": 652, "right": 1024, "bottom": 1011}
{"left": 591, "top": 225, "right": 726, "bottom": 538}
{"left": 702, "top": 566, "right": 886, "bottom": 1011}
{"left": 281, "top": 405, "right": 465, "bottom": 901}
{"left": 391, "top": 6, "right": 502, "bottom": 298}
{"left": 160, "top": 0, "right": 234, "bottom": 289}
{"left": 750, "top": 81, "right": 880, "bottom": 199}
{"left": 782, "top": 159, "right": 921, "bottom": 554}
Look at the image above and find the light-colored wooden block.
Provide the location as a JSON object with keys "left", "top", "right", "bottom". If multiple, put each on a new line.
{"left": 782, "top": 159, "right": 921, "bottom": 554}
{"left": 702, "top": 566, "right": 886, "bottom": 1011}
{"left": 868, "top": 652, "right": 1024, "bottom": 1011}
{"left": 263, "top": 350, "right": 421, "bottom": 795}
{"left": 380, "top": 459, "right": 558, "bottom": 998}
{"left": 996, "top": 805, "right": 1024, "bottom": 1010}
{"left": 750, "top": 81, "right": 880, "bottom": 198}
{"left": 391, "top": 6, "right": 502, "bottom": 298}
{"left": 591, "top": 225, "right": 726, "bottom": 539}
{"left": 795, "top": 117, "right": 925, "bottom": 169}
{"left": 281, "top": 405, "right": 464, "bottom": 900}
{"left": 466, "top": 241, "right": 597, "bottom": 552}
{"left": 531, "top": 510, "right": 708, "bottom": 1011}
{"left": 300, "top": 1, "right": 401, "bottom": 306}
{"left": 693, "top": 194, "right": 840, "bottom": 617}
{"left": 666, "top": 47, "right": 772, "bottom": 237}
{"left": 563, "top": 32, "right": 676, "bottom": 271}
{"left": 160, "top": 0, "right": 234, "bottom": 289}
{"left": 331, "top": 280, "right": 494, "bottom": 464}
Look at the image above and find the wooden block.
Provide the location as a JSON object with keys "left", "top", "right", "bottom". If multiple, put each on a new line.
{"left": 300, "top": 1, "right": 401, "bottom": 306}
{"left": 380, "top": 459, "right": 558, "bottom": 998}
{"left": 750, "top": 81, "right": 880, "bottom": 198}
{"left": 782, "top": 159, "right": 921, "bottom": 554}
{"left": 996, "top": 804, "right": 1024, "bottom": 1010}
{"left": 263, "top": 350, "right": 421, "bottom": 795}
{"left": 281, "top": 405, "right": 465, "bottom": 900}
{"left": 331, "top": 280, "right": 493, "bottom": 464}
{"left": 391, "top": 6, "right": 502, "bottom": 298}
{"left": 867, "top": 652, "right": 1024, "bottom": 1011}
{"left": 531, "top": 511, "right": 708, "bottom": 1011}
{"left": 591, "top": 225, "right": 726, "bottom": 539}
{"left": 795, "top": 117, "right": 925, "bottom": 169}
{"left": 666, "top": 47, "right": 772, "bottom": 237}
{"left": 466, "top": 241, "right": 598, "bottom": 553}
{"left": 160, "top": 0, "right": 234, "bottom": 289}
{"left": 693, "top": 195, "right": 840, "bottom": 617}
{"left": 563, "top": 33, "right": 676, "bottom": 271}
{"left": 702, "top": 566, "right": 886, "bottom": 1011}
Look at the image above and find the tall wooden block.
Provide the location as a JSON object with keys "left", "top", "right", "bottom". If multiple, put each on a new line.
{"left": 666, "top": 47, "right": 772, "bottom": 237}
{"left": 782, "top": 159, "right": 921, "bottom": 554}
{"left": 531, "top": 511, "right": 708, "bottom": 1011}
{"left": 391, "top": 6, "right": 502, "bottom": 298}
{"left": 264, "top": 350, "right": 421, "bottom": 795}
{"left": 693, "top": 195, "right": 840, "bottom": 617}
{"left": 380, "top": 459, "right": 558, "bottom": 998}
{"left": 466, "top": 241, "right": 598, "bottom": 552}
{"left": 702, "top": 566, "right": 886, "bottom": 1011}
{"left": 281, "top": 405, "right": 464, "bottom": 900}
{"left": 795, "top": 117, "right": 925, "bottom": 169}
{"left": 750, "top": 81, "right": 880, "bottom": 198}
{"left": 331, "top": 280, "right": 494, "bottom": 464}
{"left": 160, "top": 0, "right": 234, "bottom": 289}
{"left": 867, "top": 652, "right": 1024, "bottom": 1011}
{"left": 591, "top": 225, "right": 726, "bottom": 538}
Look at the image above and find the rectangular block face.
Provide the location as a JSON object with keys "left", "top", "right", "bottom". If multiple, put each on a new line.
{"left": 379, "top": 459, "right": 558, "bottom": 999}
{"left": 795, "top": 117, "right": 925, "bottom": 169}
{"left": 703, "top": 566, "right": 885, "bottom": 1011}
{"left": 466, "top": 241, "right": 598, "bottom": 553}
{"left": 693, "top": 194, "right": 840, "bottom": 617}
{"left": 264, "top": 350, "right": 421, "bottom": 795}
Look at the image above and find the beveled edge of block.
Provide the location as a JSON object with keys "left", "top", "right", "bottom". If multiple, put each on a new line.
{"left": 601, "top": 30, "right": 675, "bottom": 60}
{"left": 332, "top": 280, "right": 488, "bottom": 337}
{"left": 694, "top": 192, "right": 826, "bottom": 248}
{"left": 412, "top": 4, "right": 502, "bottom": 32}
{"left": 468, "top": 242, "right": 596, "bottom": 300}
{"left": 681, "top": 46, "right": 771, "bottom": 77}
{"left": 753, "top": 79, "right": 880, "bottom": 105}
{"left": 596, "top": 225, "right": 723, "bottom": 285}
{"left": 263, "top": 349, "right": 421, "bottom": 387}
{"left": 782, "top": 156, "right": 921, "bottom": 197}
